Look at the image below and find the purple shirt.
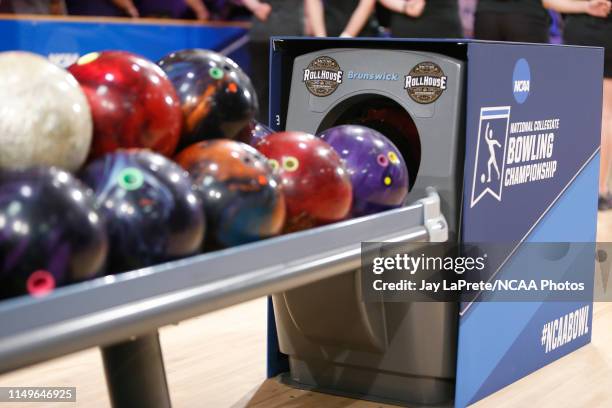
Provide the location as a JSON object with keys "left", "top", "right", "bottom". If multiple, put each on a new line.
{"left": 66, "top": 0, "right": 238, "bottom": 19}
{"left": 66, "top": 0, "right": 189, "bottom": 18}
{"left": 137, "top": 0, "right": 189, "bottom": 18}
{"left": 65, "top": 0, "right": 126, "bottom": 17}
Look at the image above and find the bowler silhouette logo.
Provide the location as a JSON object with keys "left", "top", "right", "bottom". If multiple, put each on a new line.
{"left": 471, "top": 106, "right": 512, "bottom": 208}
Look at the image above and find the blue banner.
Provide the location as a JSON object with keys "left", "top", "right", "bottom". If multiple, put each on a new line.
{"left": 457, "top": 42, "right": 603, "bottom": 407}
{"left": 0, "top": 17, "right": 248, "bottom": 66}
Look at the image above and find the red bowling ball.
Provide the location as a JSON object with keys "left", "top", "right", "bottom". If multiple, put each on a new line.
{"left": 256, "top": 131, "right": 352, "bottom": 232}
{"left": 68, "top": 51, "right": 182, "bottom": 160}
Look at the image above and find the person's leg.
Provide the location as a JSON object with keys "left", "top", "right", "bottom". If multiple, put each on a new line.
{"left": 600, "top": 78, "right": 612, "bottom": 197}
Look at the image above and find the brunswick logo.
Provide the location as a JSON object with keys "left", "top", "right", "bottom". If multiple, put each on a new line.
{"left": 303, "top": 56, "right": 344, "bottom": 97}
{"left": 404, "top": 62, "right": 448, "bottom": 104}
{"left": 470, "top": 106, "right": 512, "bottom": 208}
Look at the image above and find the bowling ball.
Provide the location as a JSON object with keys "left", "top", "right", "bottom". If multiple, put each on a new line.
{"left": 256, "top": 132, "right": 352, "bottom": 232}
{"left": 0, "top": 167, "right": 107, "bottom": 299}
{"left": 318, "top": 125, "right": 409, "bottom": 216}
{"left": 237, "top": 120, "right": 273, "bottom": 147}
{"left": 80, "top": 150, "right": 205, "bottom": 274}
{"left": 0, "top": 52, "right": 92, "bottom": 172}
{"left": 175, "top": 140, "right": 285, "bottom": 248}
{"left": 68, "top": 51, "right": 182, "bottom": 160}
{"left": 332, "top": 98, "right": 421, "bottom": 188}
{"left": 157, "top": 49, "right": 258, "bottom": 148}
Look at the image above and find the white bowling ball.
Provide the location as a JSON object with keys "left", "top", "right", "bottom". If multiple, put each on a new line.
{"left": 0, "top": 51, "right": 92, "bottom": 171}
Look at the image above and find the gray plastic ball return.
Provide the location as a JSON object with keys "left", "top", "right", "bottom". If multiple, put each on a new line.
{"left": 270, "top": 48, "right": 464, "bottom": 406}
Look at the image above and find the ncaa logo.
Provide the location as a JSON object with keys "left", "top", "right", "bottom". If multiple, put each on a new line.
{"left": 513, "top": 58, "right": 530, "bottom": 104}
{"left": 470, "top": 106, "right": 512, "bottom": 208}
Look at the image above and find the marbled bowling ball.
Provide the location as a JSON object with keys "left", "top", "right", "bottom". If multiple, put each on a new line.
{"left": 237, "top": 120, "right": 273, "bottom": 147}
{"left": 256, "top": 132, "right": 352, "bottom": 232}
{"left": 175, "top": 140, "right": 285, "bottom": 248}
{"left": 80, "top": 150, "right": 205, "bottom": 274}
{"left": 0, "top": 52, "right": 92, "bottom": 172}
{"left": 0, "top": 167, "right": 107, "bottom": 299}
{"left": 158, "top": 49, "right": 258, "bottom": 148}
{"left": 68, "top": 51, "right": 182, "bottom": 160}
{"left": 318, "top": 125, "right": 409, "bottom": 217}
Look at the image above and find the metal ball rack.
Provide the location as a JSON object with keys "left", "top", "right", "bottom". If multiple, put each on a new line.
{"left": 0, "top": 189, "right": 447, "bottom": 408}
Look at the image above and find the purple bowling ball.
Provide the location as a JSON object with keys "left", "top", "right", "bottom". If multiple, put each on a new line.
{"left": 238, "top": 120, "right": 274, "bottom": 146}
{"left": 0, "top": 167, "right": 108, "bottom": 299}
{"left": 318, "top": 125, "right": 409, "bottom": 217}
{"left": 80, "top": 149, "right": 206, "bottom": 274}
